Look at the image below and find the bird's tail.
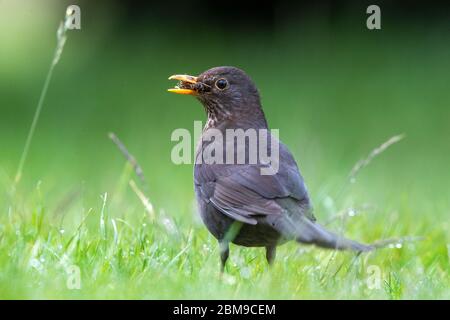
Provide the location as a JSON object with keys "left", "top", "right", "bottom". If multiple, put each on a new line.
{"left": 296, "top": 219, "right": 373, "bottom": 252}
{"left": 272, "top": 215, "right": 373, "bottom": 252}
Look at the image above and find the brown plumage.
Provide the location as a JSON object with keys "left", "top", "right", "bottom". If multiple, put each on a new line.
{"left": 169, "top": 66, "right": 373, "bottom": 272}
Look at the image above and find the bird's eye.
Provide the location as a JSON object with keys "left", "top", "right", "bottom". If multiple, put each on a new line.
{"left": 215, "top": 78, "right": 228, "bottom": 90}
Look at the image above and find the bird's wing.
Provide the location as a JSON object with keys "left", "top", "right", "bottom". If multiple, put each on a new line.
{"left": 195, "top": 141, "right": 314, "bottom": 225}
{"left": 209, "top": 174, "right": 284, "bottom": 224}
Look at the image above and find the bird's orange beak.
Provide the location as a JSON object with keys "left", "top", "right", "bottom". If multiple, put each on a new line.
{"left": 168, "top": 74, "right": 198, "bottom": 95}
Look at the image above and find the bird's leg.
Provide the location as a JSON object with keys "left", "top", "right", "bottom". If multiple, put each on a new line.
{"left": 265, "top": 245, "right": 276, "bottom": 265}
{"left": 219, "top": 241, "right": 230, "bottom": 273}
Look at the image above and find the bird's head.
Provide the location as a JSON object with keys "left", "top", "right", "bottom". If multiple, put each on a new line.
{"left": 168, "top": 66, "right": 266, "bottom": 127}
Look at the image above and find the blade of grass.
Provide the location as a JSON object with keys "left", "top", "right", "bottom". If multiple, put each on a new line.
{"left": 100, "top": 192, "right": 108, "bottom": 242}
{"left": 109, "top": 132, "right": 148, "bottom": 193}
{"left": 129, "top": 179, "right": 155, "bottom": 221}
{"left": 348, "top": 134, "right": 405, "bottom": 184}
{"left": 14, "top": 12, "right": 72, "bottom": 186}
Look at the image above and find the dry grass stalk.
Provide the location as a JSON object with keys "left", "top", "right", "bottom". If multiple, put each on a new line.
{"left": 108, "top": 132, "right": 148, "bottom": 192}
{"left": 129, "top": 179, "right": 155, "bottom": 221}
{"left": 14, "top": 11, "right": 72, "bottom": 185}
{"left": 349, "top": 134, "right": 405, "bottom": 184}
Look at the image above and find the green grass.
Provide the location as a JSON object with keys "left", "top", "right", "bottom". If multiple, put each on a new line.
{"left": 0, "top": 167, "right": 448, "bottom": 299}
{"left": 0, "top": 2, "right": 449, "bottom": 299}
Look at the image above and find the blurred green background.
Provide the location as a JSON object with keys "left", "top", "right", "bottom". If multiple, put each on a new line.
{"left": 0, "top": 0, "right": 448, "bottom": 299}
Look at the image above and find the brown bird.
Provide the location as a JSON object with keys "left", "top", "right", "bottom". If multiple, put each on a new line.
{"left": 168, "top": 66, "right": 373, "bottom": 272}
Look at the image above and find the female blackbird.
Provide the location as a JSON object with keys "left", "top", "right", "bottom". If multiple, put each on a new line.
{"left": 168, "top": 66, "right": 372, "bottom": 272}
